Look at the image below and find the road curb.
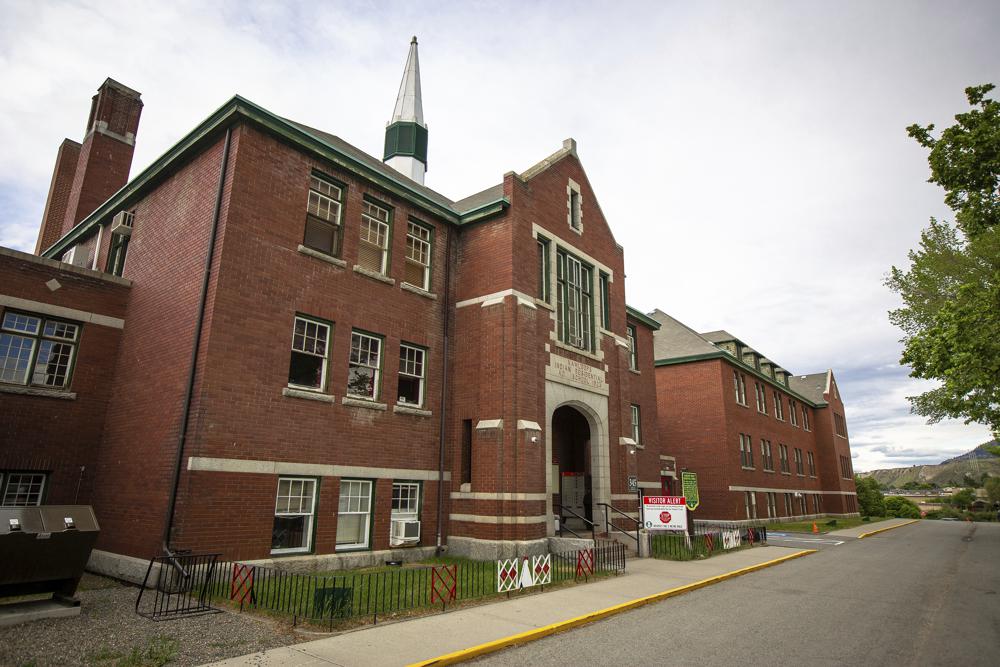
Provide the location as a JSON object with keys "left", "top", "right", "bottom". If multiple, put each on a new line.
{"left": 407, "top": 549, "right": 817, "bottom": 667}
{"left": 857, "top": 519, "right": 919, "bottom": 539}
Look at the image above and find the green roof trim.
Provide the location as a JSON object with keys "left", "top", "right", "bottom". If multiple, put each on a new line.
{"left": 625, "top": 306, "right": 660, "bottom": 330}
{"left": 42, "top": 95, "right": 509, "bottom": 259}
{"left": 654, "top": 352, "right": 827, "bottom": 408}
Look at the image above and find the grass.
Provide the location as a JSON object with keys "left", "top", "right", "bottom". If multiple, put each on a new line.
{"left": 87, "top": 637, "right": 178, "bottom": 667}
{"left": 767, "top": 516, "right": 888, "bottom": 533}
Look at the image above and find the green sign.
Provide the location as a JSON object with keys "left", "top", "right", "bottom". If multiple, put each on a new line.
{"left": 681, "top": 472, "right": 699, "bottom": 510}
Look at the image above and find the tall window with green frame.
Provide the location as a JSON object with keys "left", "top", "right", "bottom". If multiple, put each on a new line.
{"left": 556, "top": 249, "right": 593, "bottom": 351}
{"left": 599, "top": 272, "right": 610, "bottom": 329}
{"left": 106, "top": 233, "right": 129, "bottom": 277}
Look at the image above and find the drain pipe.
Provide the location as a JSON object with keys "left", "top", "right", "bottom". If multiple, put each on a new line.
{"left": 435, "top": 227, "right": 454, "bottom": 555}
{"left": 161, "top": 127, "right": 233, "bottom": 557}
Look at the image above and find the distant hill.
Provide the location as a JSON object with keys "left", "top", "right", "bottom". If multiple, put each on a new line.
{"left": 861, "top": 440, "right": 1000, "bottom": 488}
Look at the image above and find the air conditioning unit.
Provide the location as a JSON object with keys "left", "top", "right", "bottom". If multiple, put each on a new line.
{"left": 391, "top": 519, "right": 421, "bottom": 543}
{"left": 110, "top": 211, "right": 134, "bottom": 236}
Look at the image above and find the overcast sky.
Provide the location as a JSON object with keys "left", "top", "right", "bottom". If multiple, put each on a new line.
{"left": 1, "top": 1, "right": 997, "bottom": 471}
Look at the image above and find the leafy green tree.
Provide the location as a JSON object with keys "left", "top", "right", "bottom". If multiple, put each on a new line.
{"left": 855, "top": 475, "right": 886, "bottom": 516}
{"left": 889, "top": 85, "right": 1000, "bottom": 435}
{"left": 884, "top": 496, "right": 922, "bottom": 519}
{"left": 950, "top": 487, "right": 976, "bottom": 509}
{"left": 985, "top": 476, "right": 1000, "bottom": 504}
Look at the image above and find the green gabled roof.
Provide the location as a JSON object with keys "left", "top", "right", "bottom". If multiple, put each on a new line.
{"left": 42, "top": 95, "right": 509, "bottom": 259}
{"left": 625, "top": 305, "right": 660, "bottom": 330}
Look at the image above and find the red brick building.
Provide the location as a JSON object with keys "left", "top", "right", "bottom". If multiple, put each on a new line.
{"left": 649, "top": 310, "right": 858, "bottom": 522}
{"left": 1, "top": 43, "right": 671, "bottom": 576}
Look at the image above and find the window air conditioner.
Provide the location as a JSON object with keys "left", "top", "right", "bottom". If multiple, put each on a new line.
{"left": 391, "top": 519, "right": 421, "bottom": 542}
{"left": 110, "top": 211, "right": 134, "bottom": 236}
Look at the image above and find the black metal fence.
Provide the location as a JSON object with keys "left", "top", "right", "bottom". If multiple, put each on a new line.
{"left": 649, "top": 522, "right": 768, "bottom": 561}
{"left": 136, "top": 552, "right": 222, "bottom": 620}
{"left": 199, "top": 542, "right": 626, "bottom": 628}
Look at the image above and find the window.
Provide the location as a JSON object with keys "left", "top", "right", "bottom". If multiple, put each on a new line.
{"left": 337, "top": 479, "right": 373, "bottom": 549}
{"left": 783, "top": 492, "right": 793, "bottom": 516}
{"left": 834, "top": 413, "right": 848, "bottom": 437}
{"left": 1, "top": 311, "right": 79, "bottom": 389}
{"left": 789, "top": 400, "right": 799, "bottom": 426}
{"left": 461, "top": 419, "right": 473, "bottom": 486}
{"left": 0, "top": 472, "right": 46, "bottom": 506}
{"left": 807, "top": 451, "right": 816, "bottom": 476}
{"left": 348, "top": 331, "right": 382, "bottom": 400}
{"left": 739, "top": 433, "right": 754, "bottom": 468}
{"left": 773, "top": 391, "right": 784, "bottom": 420}
{"left": 304, "top": 175, "right": 344, "bottom": 257}
{"left": 359, "top": 200, "right": 390, "bottom": 275}
{"left": 404, "top": 221, "right": 432, "bottom": 290}
{"left": 779, "top": 444, "right": 790, "bottom": 474}
{"left": 397, "top": 343, "right": 425, "bottom": 407}
{"left": 761, "top": 440, "right": 774, "bottom": 471}
{"left": 840, "top": 455, "right": 852, "bottom": 479}
{"left": 627, "top": 325, "right": 638, "bottom": 371}
{"left": 599, "top": 272, "right": 610, "bottom": 329}
{"left": 556, "top": 250, "right": 593, "bottom": 351}
{"left": 766, "top": 492, "right": 777, "bottom": 518}
{"left": 744, "top": 491, "right": 757, "bottom": 519}
{"left": 630, "top": 404, "right": 642, "bottom": 446}
{"left": 733, "top": 371, "right": 747, "bottom": 406}
{"left": 802, "top": 406, "right": 811, "bottom": 431}
{"left": 754, "top": 382, "right": 767, "bottom": 413}
{"left": 537, "top": 236, "right": 550, "bottom": 301}
{"left": 106, "top": 231, "right": 130, "bottom": 277}
{"left": 569, "top": 189, "right": 581, "bottom": 230}
{"left": 799, "top": 494, "right": 808, "bottom": 515}
{"left": 794, "top": 448, "right": 804, "bottom": 475}
{"left": 287, "top": 316, "right": 330, "bottom": 391}
{"left": 813, "top": 494, "right": 822, "bottom": 513}
{"left": 271, "top": 477, "right": 317, "bottom": 554}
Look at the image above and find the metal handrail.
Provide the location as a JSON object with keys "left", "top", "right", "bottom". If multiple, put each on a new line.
{"left": 596, "top": 502, "right": 640, "bottom": 546}
{"left": 553, "top": 503, "right": 597, "bottom": 542}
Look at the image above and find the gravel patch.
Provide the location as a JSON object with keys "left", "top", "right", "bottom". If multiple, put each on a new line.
{"left": 0, "top": 574, "right": 300, "bottom": 666}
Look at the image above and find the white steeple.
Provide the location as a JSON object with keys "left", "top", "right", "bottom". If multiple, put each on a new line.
{"left": 384, "top": 36, "right": 428, "bottom": 184}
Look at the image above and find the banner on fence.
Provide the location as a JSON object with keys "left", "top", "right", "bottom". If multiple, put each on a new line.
{"left": 642, "top": 496, "right": 688, "bottom": 531}
{"left": 497, "top": 554, "right": 552, "bottom": 592}
{"left": 721, "top": 529, "right": 742, "bottom": 550}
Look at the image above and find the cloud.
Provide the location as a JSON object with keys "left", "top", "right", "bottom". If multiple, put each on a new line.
{"left": 1, "top": 1, "right": 998, "bottom": 472}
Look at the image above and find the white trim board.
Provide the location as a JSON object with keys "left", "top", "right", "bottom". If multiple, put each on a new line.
{"left": 188, "top": 456, "right": 450, "bottom": 481}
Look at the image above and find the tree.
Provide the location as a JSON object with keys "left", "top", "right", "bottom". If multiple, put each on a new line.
{"left": 888, "top": 84, "right": 1000, "bottom": 434}
{"left": 855, "top": 475, "right": 886, "bottom": 516}
{"left": 884, "top": 496, "right": 922, "bottom": 519}
{"left": 985, "top": 476, "right": 1000, "bottom": 504}
{"left": 950, "top": 487, "right": 976, "bottom": 509}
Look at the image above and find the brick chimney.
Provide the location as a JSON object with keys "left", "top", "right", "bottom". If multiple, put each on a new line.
{"left": 35, "top": 78, "right": 142, "bottom": 254}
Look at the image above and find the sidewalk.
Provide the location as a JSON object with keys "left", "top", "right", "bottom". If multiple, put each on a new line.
{"left": 827, "top": 517, "right": 920, "bottom": 539}
{"left": 206, "top": 546, "right": 810, "bottom": 667}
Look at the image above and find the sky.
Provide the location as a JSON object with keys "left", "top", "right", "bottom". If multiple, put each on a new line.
{"left": 1, "top": 0, "right": 997, "bottom": 471}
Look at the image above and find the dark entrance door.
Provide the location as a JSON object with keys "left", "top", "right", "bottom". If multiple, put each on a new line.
{"left": 552, "top": 405, "right": 592, "bottom": 528}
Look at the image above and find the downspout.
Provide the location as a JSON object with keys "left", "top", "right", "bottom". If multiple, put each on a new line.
{"left": 435, "top": 225, "right": 454, "bottom": 555}
{"left": 161, "top": 126, "right": 233, "bottom": 556}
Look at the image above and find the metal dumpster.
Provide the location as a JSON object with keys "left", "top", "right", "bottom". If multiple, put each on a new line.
{"left": 0, "top": 505, "right": 99, "bottom": 601}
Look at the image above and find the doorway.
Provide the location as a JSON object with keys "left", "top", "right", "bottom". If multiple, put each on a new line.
{"left": 552, "top": 405, "right": 592, "bottom": 528}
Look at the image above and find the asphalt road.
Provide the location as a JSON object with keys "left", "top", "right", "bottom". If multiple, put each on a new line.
{"left": 766, "top": 531, "right": 852, "bottom": 549}
{"left": 472, "top": 521, "right": 1000, "bottom": 666}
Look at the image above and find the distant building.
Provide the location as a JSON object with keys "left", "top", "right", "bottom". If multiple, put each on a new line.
{"left": 648, "top": 310, "right": 858, "bottom": 522}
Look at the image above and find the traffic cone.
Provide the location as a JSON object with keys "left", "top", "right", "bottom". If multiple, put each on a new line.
{"left": 812, "top": 522, "right": 819, "bottom": 534}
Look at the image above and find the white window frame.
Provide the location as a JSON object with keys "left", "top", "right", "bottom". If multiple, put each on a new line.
{"left": 767, "top": 492, "right": 777, "bottom": 518}
{"left": 0, "top": 472, "right": 46, "bottom": 507}
{"left": 348, "top": 331, "right": 382, "bottom": 400}
{"left": 271, "top": 477, "right": 317, "bottom": 555}
{"left": 802, "top": 406, "right": 811, "bottom": 431}
{"left": 808, "top": 451, "right": 816, "bottom": 477}
{"left": 773, "top": 391, "right": 784, "bottom": 420}
{"left": 790, "top": 400, "right": 799, "bottom": 426}
{"left": 360, "top": 200, "right": 391, "bottom": 275}
{"left": 391, "top": 482, "right": 420, "bottom": 520}
{"left": 397, "top": 343, "right": 426, "bottom": 408}
{"left": 304, "top": 175, "right": 344, "bottom": 257}
{"left": 745, "top": 491, "right": 757, "bottom": 519}
{"left": 337, "top": 479, "right": 373, "bottom": 550}
{"left": 404, "top": 221, "right": 432, "bottom": 290}
{"left": 627, "top": 325, "right": 638, "bottom": 371}
{"left": 794, "top": 448, "right": 804, "bottom": 476}
{"left": 630, "top": 404, "right": 641, "bottom": 446}
{"left": 1, "top": 311, "right": 79, "bottom": 389}
{"left": 761, "top": 439, "right": 774, "bottom": 471}
{"left": 288, "top": 316, "right": 331, "bottom": 392}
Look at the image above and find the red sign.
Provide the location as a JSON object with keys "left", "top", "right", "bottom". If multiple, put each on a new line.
{"left": 659, "top": 511, "right": 672, "bottom": 523}
{"left": 644, "top": 496, "right": 685, "bottom": 505}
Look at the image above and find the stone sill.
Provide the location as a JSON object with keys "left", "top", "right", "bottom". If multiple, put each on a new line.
{"left": 552, "top": 339, "right": 604, "bottom": 363}
{"left": 282, "top": 387, "right": 335, "bottom": 403}
{"left": 629, "top": 368, "right": 641, "bottom": 375}
{"left": 741, "top": 466, "right": 755, "bottom": 471}
{"left": 353, "top": 265, "right": 395, "bottom": 285}
{"left": 297, "top": 245, "right": 347, "bottom": 268}
{"left": 400, "top": 283, "right": 437, "bottom": 300}
{"left": 342, "top": 396, "right": 388, "bottom": 411}
{"left": 534, "top": 298, "right": 555, "bottom": 312}
{"left": 393, "top": 404, "right": 432, "bottom": 417}
{"left": 0, "top": 384, "right": 76, "bottom": 400}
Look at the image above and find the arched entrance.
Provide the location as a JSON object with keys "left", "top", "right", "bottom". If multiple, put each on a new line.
{"left": 552, "top": 405, "right": 592, "bottom": 528}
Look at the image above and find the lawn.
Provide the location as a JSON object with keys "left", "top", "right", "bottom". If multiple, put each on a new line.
{"left": 767, "top": 516, "right": 889, "bottom": 533}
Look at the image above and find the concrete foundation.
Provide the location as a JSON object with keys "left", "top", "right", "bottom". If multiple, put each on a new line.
{"left": 447, "top": 536, "right": 550, "bottom": 560}
{"left": 0, "top": 598, "right": 81, "bottom": 627}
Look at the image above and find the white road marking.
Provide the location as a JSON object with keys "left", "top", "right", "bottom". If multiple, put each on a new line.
{"left": 770, "top": 536, "right": 845, "bottom": 546}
